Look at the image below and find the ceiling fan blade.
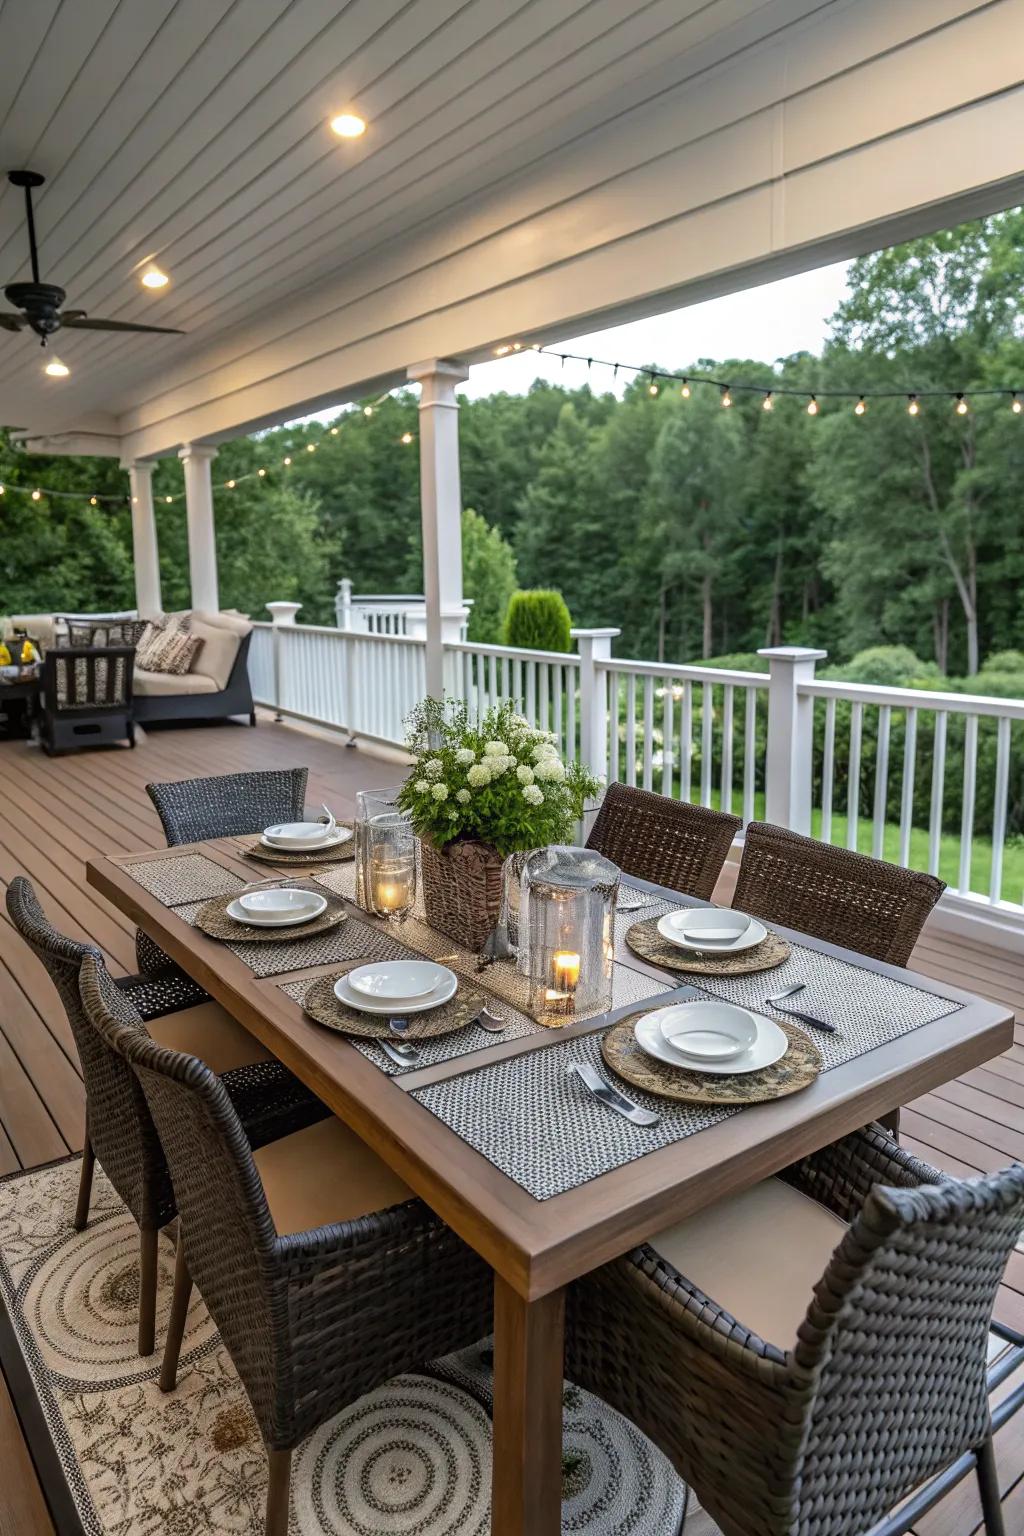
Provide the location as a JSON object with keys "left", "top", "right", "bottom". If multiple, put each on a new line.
{"left": 61, "top": 315, "right": 183, "bottom": 334}
{"left": 0, "top": 312, "right": 27, "bottom": 331}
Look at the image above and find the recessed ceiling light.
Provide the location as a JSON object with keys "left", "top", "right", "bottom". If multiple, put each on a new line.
{"left": 44, "top": 357, "right": 69, "bottom": 377}
{"left": 330, "top": 112, "right": 366, "bottom": 138}
{"left": 141, "top": 267, "right": 169, "bottom": 289}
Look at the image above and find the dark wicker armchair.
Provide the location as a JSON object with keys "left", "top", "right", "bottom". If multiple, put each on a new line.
{"left": 732, "top": 821, "right": 945, "bottom": 967}
{"left": 7, "top": 877, "right": 328, "bottom": 1356}
{"left": 566, "top": 1127, "right": 1024, "bottom": 1536}
{"left": 137, "top": 765, "right": 310, "bottom": 990}
{"left": 40, "top": 644, "right": 135, "bottom": 754}
{"left": 146, "top": 765, "right": 309, "bottom": 845}
{"left": 80, "top": 953, "right": 493, "bottom": 1536}
{"left": 586, "top": 782, "right": 740, "bottom": 898}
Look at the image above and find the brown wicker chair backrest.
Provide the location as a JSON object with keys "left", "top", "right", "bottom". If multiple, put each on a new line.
{"left": 5, "top": 877, "right": 170, "bottom": 1228}
{"left": 586, "top": 783, "right": 740, "bottom": 898}
{"left": 79, "top": 953, "right": 286, "bottom": 1441}
{"left": 732, "top": 822, "right": 945, "bottom": 966}
{"left": 146, "top": 766, "right": 309, "bottom": 846}
{"left": 788, "top": 1163, "right": 1024, "bottom": 1532}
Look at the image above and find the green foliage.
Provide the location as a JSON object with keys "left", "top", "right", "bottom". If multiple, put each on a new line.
{"left": 503, "top": 589, "right": 572, "bottom": 652}
{"left": 461, "top": 507, "right": 517, "bottom": 642}
{"left": 397, "top": 698, "right": 598, "bottom": 856}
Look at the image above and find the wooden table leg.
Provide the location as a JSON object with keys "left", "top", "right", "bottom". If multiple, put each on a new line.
{"left": 491, "top": 1274, "right": 565, "bottom": 1536}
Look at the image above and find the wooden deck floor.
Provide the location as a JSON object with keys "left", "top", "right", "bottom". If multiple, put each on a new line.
{"left": 0, "top": 715, "right": 1022, "bottom": 1533}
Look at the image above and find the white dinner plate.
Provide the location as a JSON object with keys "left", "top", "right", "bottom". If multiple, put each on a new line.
{"left": 226, "top": 890, "right": 328, "bottom": 927}
{"left": 334, "top": 966, "right": 458, "bottom": 1015}
{"left": 656, "top": 908, "right": 767, "bottom": 954}
{"left": 634, "top": 1007, "right": 788, "bottom": 1075}
{"left": 658, "top": 999, "right": 759, "bottom": 1060}
{"left": 347, "top": 960, "right": 448, "bottom": 1003}
{"left": 259, "top": 826, "right": 352, "bottom": 852}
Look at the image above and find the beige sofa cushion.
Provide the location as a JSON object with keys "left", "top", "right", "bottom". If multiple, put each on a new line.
{"left": 134, "top": 667, "right": 218, "bottom": 697}
{"left": 647, "top": 1176, "right": 847, "bottom": 1348}
{"left": 191, "top": 608, "right": 252, "bottom": 636}
{"left": 185, "top": 612, "right": 247, "bottom": 690}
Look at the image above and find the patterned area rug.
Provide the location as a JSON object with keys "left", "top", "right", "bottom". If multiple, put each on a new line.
{"left": 0, "top": 1158, "right": 721, "bottom": 1534}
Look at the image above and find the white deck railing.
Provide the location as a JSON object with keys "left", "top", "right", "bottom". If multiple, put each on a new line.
{"left": 250, "top": 615, "right": 1023, "bottom": 918}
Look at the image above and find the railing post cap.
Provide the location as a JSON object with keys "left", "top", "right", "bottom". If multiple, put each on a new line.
{"left": 571, "top": 627, "right": 622, "bottom": 639}
{"left": 757, "top": 646, "right": 827, "bottom": 662}
{"left": 266, "top": 601, "right": 302, "bottom": 625}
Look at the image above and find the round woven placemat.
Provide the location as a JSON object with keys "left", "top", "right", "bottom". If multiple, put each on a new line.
{"left": 240, "top": 824, "right": 355, "bottom": 865}
{"left": 601, "top": 1008, "right": 820, "bottom": 1105}
{"left": 194, "top": 885, "right": 348, "bottom": 942}
{"left": 304, "top": 967, "right": 487, "bottom": 1041}
{"left": 624, "top": 916, "right": 790, "bottom": 976}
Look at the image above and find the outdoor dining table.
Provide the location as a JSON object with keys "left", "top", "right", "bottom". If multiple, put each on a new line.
{"left": 88, "top": 835, "right": 1014, "bottom": 1536}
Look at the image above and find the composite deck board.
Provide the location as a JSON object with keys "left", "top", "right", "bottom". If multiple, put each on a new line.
{"left": 0, "top": 716, "right": 1022, "bottom": 1530}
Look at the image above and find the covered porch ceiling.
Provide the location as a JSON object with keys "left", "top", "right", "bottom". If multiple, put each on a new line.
{"left": 2, "top": 0, "right": 1022, "bottom": 461}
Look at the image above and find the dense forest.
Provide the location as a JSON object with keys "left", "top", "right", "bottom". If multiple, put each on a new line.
{"left": 2, "top": 209, "right": 1023, "bottom": 684}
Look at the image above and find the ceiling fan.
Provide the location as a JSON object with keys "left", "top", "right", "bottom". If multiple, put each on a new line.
{"left": 0, "top": 170, "right": 183, "bottom": 344}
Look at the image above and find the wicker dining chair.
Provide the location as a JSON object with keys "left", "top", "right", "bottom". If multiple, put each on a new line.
{"left": 732, "top": 821, "right": 945, "bottom": 968}
{"left": 136, "top": 766, "right": 310, "bottom": 993}
{"left": 146, "top": 766, "right": 309, "bottom": 846}
{"left": 7, "top": 877, "right": 328, "bottom": 1356}
{"left": 80, "top": 953, "right": 493, "bottom": 1536}
{"left": 586, "top": 782, "right": 740, "bottom": 898}
{"left": 566, "top": 1126, "right": 1024, "bottom": 1536}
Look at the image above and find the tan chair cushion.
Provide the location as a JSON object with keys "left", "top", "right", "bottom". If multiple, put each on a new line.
{"left": 191, "top": 608, "right": 252, "bottom": 638}
{"left": 133, "top": 667, "right": 219, "bottom": 696}
{"left": 149, "top": 999, "right": 272, "bottom": 1074}
{"left": 254, "top": 1115, "right": 413, "bottom": 1236}
{"left": 647, "top": 1177, "right": 847, "bottom": 1347}
{"left": 183, "top": 614, "right": 243, "bottom": 690}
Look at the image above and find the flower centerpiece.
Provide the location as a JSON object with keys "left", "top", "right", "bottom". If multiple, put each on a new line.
{"left": 398, "top": 697, "right": 599, "bottom": 950}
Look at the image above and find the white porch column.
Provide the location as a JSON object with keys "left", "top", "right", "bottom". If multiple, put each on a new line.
{"left": 178, "top": 442, "right": 219, "bottom": 613}
{"left": 407, "top": 358, "right": 470, "bottom": 699}
{"left": 759, "top": 646, "right": 827, "bottom": 835}
{"left": 123, "top": 460, "right": 162, "bottom": 617}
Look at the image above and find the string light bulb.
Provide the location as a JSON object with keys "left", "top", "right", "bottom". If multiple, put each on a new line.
{"left": 363, "top": 405, "right": 373, "bottom": 417}
{"left": 854, "top": 397, "right": 866, "bottom": 416}
{"left": 306, "top": 442, "right": 316, "bottom": 451}
{"left": 720, "top": 387, "right": 732, "bottom": 408}
{"left": 955, "top": 394, "right": 969, "bottom": 416}
{"left": 680, "top": 380, "right": 690, "bottom": 398}
{"left": 258, "top": 467, "right": 267, "bottom": 476}
{"left": 226, "top": 479, "right": 235, "bottom": 489}
{"left": 31, "top": 489, "right": 41, "bottom": 500}
{"left": 762, "top": 393, "right": 773, "bottom": 411}
{"left": 1013, "top": 395, "right": 1022, "bottom": 415}
{"left": 330, "top": 425, "right": 339, "bottom": 435}
{"left": 400, "top": 432, "right": 414, "bottom": 445}
{"left": 907, "top": 395, "right": 920, "bottom": 416}
{"left": 0, "top": 486, "right": 4, "bottom": 495}
{"left": 90, "top": 496, "right": 98, "bottom": 505}
{"left": 648, "top": 378, "right": 659, "bottom": 396}
{"left": 165, "top": 495, "right": 173, "bottom": 503}
{"left": 806, "top": 396, "right": 818, "bottom": 416}
{"left": 283, "top": 456, "right": 291, "bottom": 466}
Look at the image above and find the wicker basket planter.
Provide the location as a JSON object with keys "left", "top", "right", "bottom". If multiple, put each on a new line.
{"left": 420, "top": 836, "right": 504, "bottom": 951}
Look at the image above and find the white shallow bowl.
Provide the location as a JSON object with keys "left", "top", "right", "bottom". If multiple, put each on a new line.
{"left": 658, "top": 999, "right": 758, "bottom": 1060}
{"left": 656, "top": 907, "right": 766, "bottom": 954}
{"left": 334, "top": 966, "right": 458, "bottom": 1015}
{"left": 227, "top": 889, "right": 328, "bottom": 927}
{"left": 634, "top": 1007, "right": 787, "bottom": 1076}
{"left": 347, "top": 960, "right": 447, "bottom": 1003}
{"left": 263, "top": 820, "right": 348, "bottom": 849}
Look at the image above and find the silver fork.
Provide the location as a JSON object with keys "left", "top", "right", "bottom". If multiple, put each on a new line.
{"left": 765, "top": 983, "right": 838, "bottom": 1034}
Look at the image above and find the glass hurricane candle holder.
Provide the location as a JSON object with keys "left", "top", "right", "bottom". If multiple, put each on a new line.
{"left": 365, "top": 813, "right": 417, "bottom": 922}
{"left": 354, "top": 787, "right": 407, "bottom": 913}
{"left": 522, "top": 846, "right": 619, "bottom": 1026}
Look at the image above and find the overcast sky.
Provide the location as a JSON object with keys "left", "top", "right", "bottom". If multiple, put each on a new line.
{"left": 458, "top": 258, "right": 851, "bottom": 400}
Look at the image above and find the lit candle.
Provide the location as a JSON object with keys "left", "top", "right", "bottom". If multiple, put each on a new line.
{"left": 553, "top": 950, "right": 581, "bottom": 991}
{"left": 376, "top": 879, "right": 409, "bottom": 914}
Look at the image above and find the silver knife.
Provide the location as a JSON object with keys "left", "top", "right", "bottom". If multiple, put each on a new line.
{"left": 568, "top": 1062, "right": 661, "bottom": 1125}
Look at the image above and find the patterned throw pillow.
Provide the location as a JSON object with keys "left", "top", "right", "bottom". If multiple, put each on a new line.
{"left": 136, "top": 617, "right": 174, "bottom": 669}
{"left": 148, "top": 630, "right": 204, "bottom": 676}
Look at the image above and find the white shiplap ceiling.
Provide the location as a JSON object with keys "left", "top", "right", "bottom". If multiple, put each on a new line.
{"left": 0, "top": 0, "right": 840, "bottom": 443}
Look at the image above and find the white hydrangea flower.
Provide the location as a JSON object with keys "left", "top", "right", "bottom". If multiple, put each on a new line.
{"left": 467, "top": 763, "right": 492, "bottom": 787}
{"left": 431, "top": 783, "right": 449, "bottom": 801}
{"left": 455, "top": 788, "right": 471, "bottom": 804}
{"left": 483, "top": 740, "right": 507, "bottom": 757}
{"left": 423, "top": 758, "right": 444, "bottom": 778}
{"left": 522, "top": 783, "right": 544, "bottom": 806}
{"left": 489, "top": 755, "right": 514, "bottom": 776}
{"left": 455, "top": 747, "right": 475, "bottom": 765}
{"left": 531, "top": 743, "right": 558, "bottom": 763}
{"left": 534, "top": 756, "right": 565, "bottom": 782}
{"left": 516, "top": 764, "right": 535, "bottom": 784}
{"left": 414, "top": 779, "right": 430, "bottom": 793}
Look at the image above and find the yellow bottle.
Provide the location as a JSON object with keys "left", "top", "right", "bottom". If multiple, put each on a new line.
{"left": 0, "top": 643, "right": 10, "bottom": 667}
{"left": 19, "top": 639, "right": 34, "bottom": 664}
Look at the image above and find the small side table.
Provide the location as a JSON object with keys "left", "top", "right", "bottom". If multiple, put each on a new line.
{"left": 0, "top": 673, "right": 42, "bottom": 740}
